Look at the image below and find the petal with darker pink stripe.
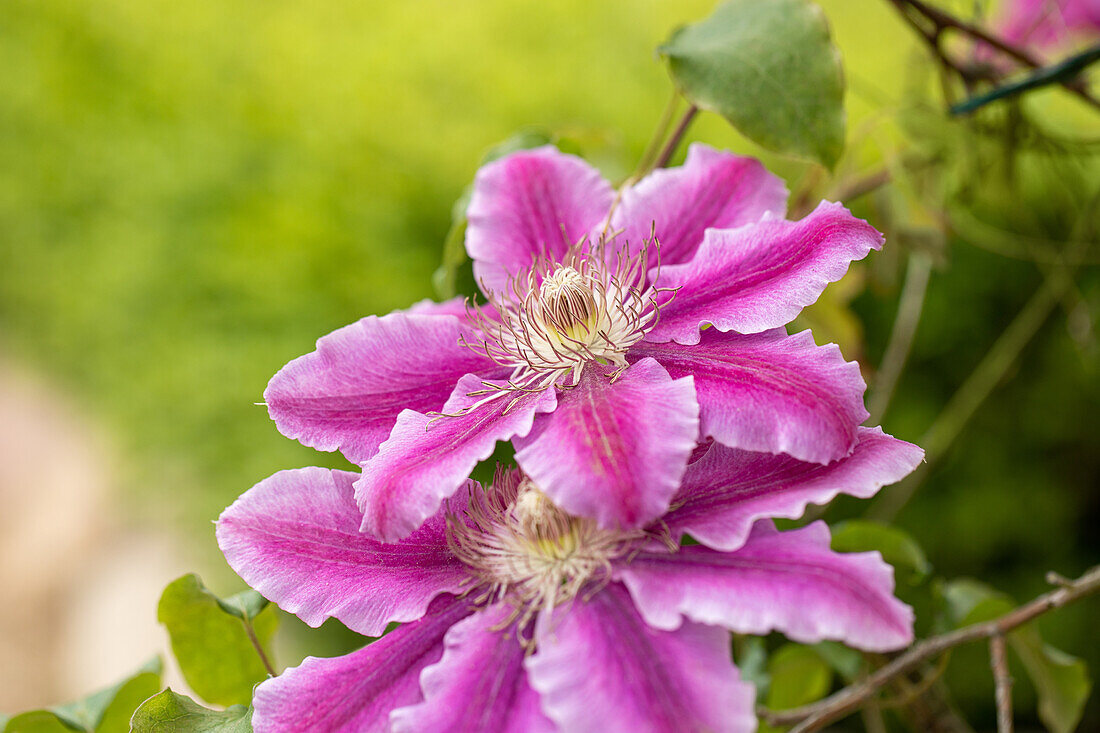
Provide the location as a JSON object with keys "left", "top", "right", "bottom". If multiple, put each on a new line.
{"left": 514, "top": 358, "right": 698, "bottom": 530}
{"left": 252, "top": 594, "right": 474, "bottom": 733}
{"left": 526, "top": 583, "right": 755, "bottom": 733}
{"left": 632, "top": 329, "right": 866, "bottom": 464}
{"left": 357, "top": 375, "right": 557, "bottom": 542}
{"left": 618, "top": 521, "right": 914, "bottom": 652}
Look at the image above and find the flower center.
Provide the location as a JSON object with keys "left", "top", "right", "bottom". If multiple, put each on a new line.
{"left": 446, "top": 468, "right": 638, "bottom": 623}
{"left": 463, "top": 238, "right": 667, "bottom": 390}
{"left": 537, "top": 266, "right": 601, "bottom": 344}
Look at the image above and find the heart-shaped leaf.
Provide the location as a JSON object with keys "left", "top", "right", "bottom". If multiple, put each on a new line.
{"left": 157, "top": 575, "right": 277, "bottom": 707}
{"left": 759, "top": 644, "right": 833, "bottom": 733}
{"left": 765, "top": 644, "right": 833, "bottom": 711}
{"left": 129, "top": 690, "right": 252, "bottom": 733}
{"left": 831, "top": 520, "right": 931, "bottom": 584}
{"left": 660, "top": 0, "right": 846, "bottom": 168}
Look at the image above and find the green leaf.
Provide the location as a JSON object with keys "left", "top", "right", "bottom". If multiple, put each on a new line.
{"left": 158, "top": 574, "right": 277, "bottom": 707}
{"left": 4, "top": 659, "right": 161, "bottom": 733}
{"left": 432, "top": 129, "right": 555, "bottom": 299}
{"left": 94, "top": 669, "right": 164, "bottom": 733}
{"left": 942, "top": 579, "right": 1090, "bottom": 733}
{"left": 1013, "top": 636, "right": 1091, "bottom": 733}
{"left": 766, "top": 644, "right": 833, "bottom": 710}
{"left": 942, "top": 578, "right": 1012, "bottom": 627}
{"left": 735, "top": 636, "right": 770, "bottom": 697}
{"left": 3, "top": 712, "right": 76, "bottom": 733}
{"left": 659, "top": 0, "right": 846, "bottom": 168}
{"left": 3, "top": 708, "right": 75, "bottom": 726}
{"left": 759, "top": 644, "right": 833, "bottom": 733}
{"left": 129, "top": 690, "right": 252, "bottom": 733}
{"left": 830, "top": 520, "right": 931, "bottom": 584}
{"left": 215, "top": 590, "right": 270, "bottom": 622}
{"left": 811, "top": 641, "right": 862, "bottom": 682}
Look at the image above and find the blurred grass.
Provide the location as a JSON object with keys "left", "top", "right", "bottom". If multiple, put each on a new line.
{"left": 1, "top": 0, "right": 1098, "bottom": 727}
{"left": 0, "top": 0, "right": 917, "bottom": 531}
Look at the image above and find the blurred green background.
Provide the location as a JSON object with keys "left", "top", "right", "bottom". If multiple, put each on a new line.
{"left": 1, "top": 0, "right": 1096, "bottom": 729}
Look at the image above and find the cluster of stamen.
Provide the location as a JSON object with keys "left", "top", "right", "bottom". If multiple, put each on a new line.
{"left": 462, "top": 234, "right": 671, "bottom": 393}
{"left": 445, "top": 467, "right": 644, "bottom": 636}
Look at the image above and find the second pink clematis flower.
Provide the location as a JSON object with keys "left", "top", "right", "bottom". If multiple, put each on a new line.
{"left": 997, "top": 0, "right": 1100, "bottom": 51}
{"left": 217, "top": 427, "right": 923, "bottom": 732}
{"left": 266, "top": 144, "right": 885, "bottom": 541}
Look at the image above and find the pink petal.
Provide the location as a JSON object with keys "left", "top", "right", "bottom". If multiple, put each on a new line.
{"left": 632, "top": 329, "right": 867, "bottom": 464}
{"left": 648, "top": 201, "right": 884, "bottom": 343}
{"left": 666, "top": 427, "right": 924, "bottom": 551}
{"left": 610, "top": 143, "right": 788, "bottom": 266}
{"left": 466, "top": 146, "right": 615, "bottom": 294}
{"left": 514, "top": 358, "right": 699, "bottom": 529}
{"left": 265, "top": 303, "right": 501, "bottom": 464}
{"left": 998, "top": 0, "right": 1100, "bottom": 47}
{"left": 526, "top": 583, "right": 755, "bottom": 733}
{"left": 407, "top": 296, "right": 472, "bottom": 318}
{"left": 216, "top": 467, "right": 470, "bottom": 636}
{"left": 391, "top": 604, "right": 555, "bottom": 733}
{"left": 357, "top": 375, "right": 557, "bottom": 542}
{"left": 252, "top": 594, "right": 473, "bottom": 733}
{"left": 618, "top": 521, "right": 914, "bottom": 652}
{"left": 1063, "top": 0, "right": 1100, "bottom": 30}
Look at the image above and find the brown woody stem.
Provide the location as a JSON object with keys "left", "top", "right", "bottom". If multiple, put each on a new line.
{"left": 759, "top": 565, "right": 1100, "bottom": 732}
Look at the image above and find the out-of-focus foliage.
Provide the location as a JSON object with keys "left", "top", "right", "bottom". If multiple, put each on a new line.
{"left": 0, "top": 0, "right": 915, "bottom": 536}
{"left": 2, "top": 659, "right": 161, "bottom": 733}
{"left": 434, "top": 128, "right": 556, "bottom": 300}
{"left": 0, "top": 0, "right": 726, "bottom": 534}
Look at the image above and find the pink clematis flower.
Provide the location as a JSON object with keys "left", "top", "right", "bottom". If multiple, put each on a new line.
{"left": 217, "top": 428, "right": 922, "bottom": 733}
{"left": 265, "top": 144, "right": 885, "bottom": 541}
{"left": 997, "top": 0, "right": 1100, "bottom": 49}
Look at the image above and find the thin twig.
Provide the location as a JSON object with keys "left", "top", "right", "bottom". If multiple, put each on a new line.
{"left": 877, "top": 650, "right": 952, "bottom": 709}
{"left": 885, "top": 0, "right": 1100, "bottom": 110}
{"left": 602, "top": 91, "right": 683, "bottom": 236}
{"left": 895, "top": 0, "right": 1039, "bottom": 68}
{"left": 791, "top": 167, "right": 890, "bottom": 225}
{"left": 888, "top": 0, "right": 963, "bottom": 83}
{"left": 868, "top": 252, "right": 933, "bottom": 424}
{"left": 757, "top": 565, "right": 1100, "bottom": 732}
{"left": 905, "top": 679, "right": 974, "bottom": 733}
{"left": 860, "top": 703, "right": 888, "bottom": 733}
{"left": 789, "top": 166, "right": 826, "bottom": 220}
{"left": 1046, "top": 571, "right": 1075, "bottom": 588}
{"left": 242, "top": 618, "right": 277, "bottom": 677}
{"left": 834, "top": 168, "right": 892, "bottom": 203}
{"left": 952, "top": 43, "right": 1100, "bottom": 115}
{"left": 653, "top": 105, "right": 698, "bottom": 168}
{"left": 631, "top": 89, "right": 682, "bottom": 180}
{"left": 869, "top": 263, "right": 1071, "bottom": 521}
{"left": 990, "top": 634, "right": 1014, "bottom": 733}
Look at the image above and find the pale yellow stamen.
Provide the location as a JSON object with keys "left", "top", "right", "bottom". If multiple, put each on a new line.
{"left": 446, "top": 470, "right": 645, "bottom": 636}
{"left": 459, "top": 235, "right": 674, "bottom": 393}
{"left": 537, "top": 266, "right": 600, "bottom": 343}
